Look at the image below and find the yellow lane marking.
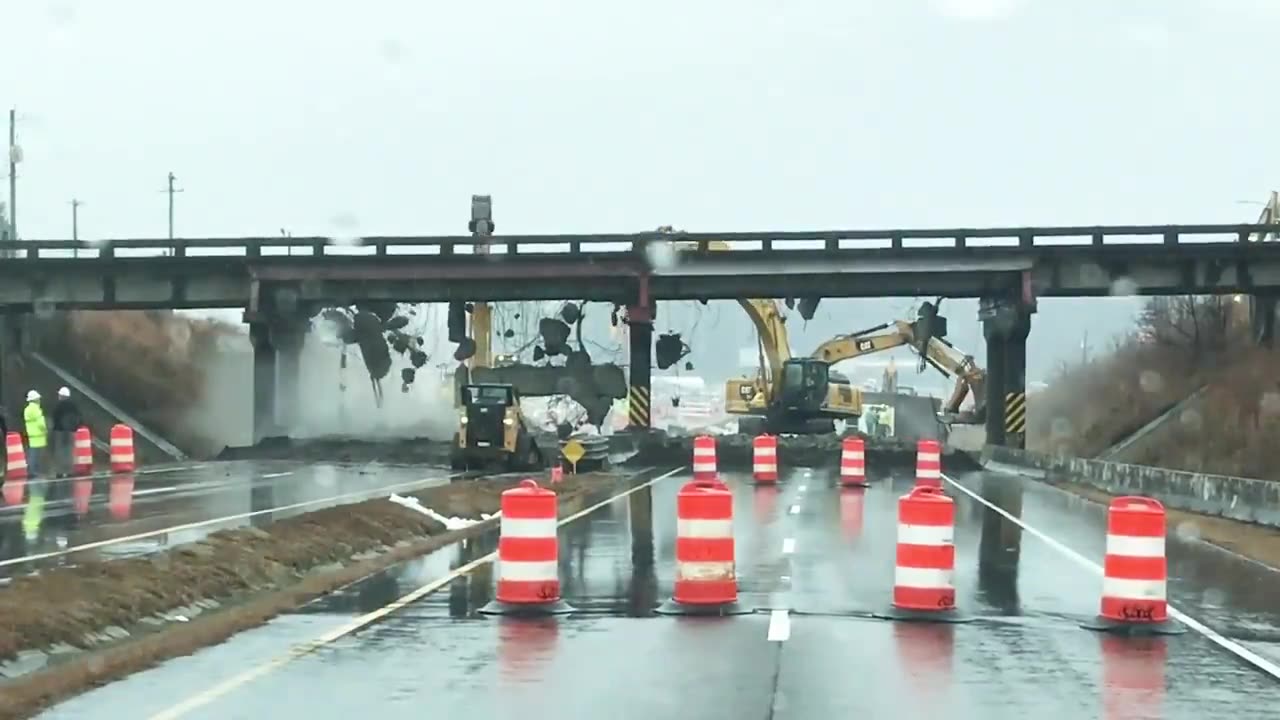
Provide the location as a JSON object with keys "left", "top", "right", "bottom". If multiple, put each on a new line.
{"left": 147, "top": 465, "right": 687, "bottom": 720}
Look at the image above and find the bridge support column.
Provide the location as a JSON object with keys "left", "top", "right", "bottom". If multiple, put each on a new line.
{"left": 248, "top": 322, "right": 277, "bottom": 443}
{"left": 981, "top": 297, "right": 1034, "bottom": 449}
{"left": 274, "top": 323, "right": 307, "bottom": 434}
{"left": 626, "top": 301, "right": 653, "bottom": 430}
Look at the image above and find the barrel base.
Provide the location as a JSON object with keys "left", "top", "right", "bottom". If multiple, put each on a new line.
{"left": 479, "top": 599, "right": 576, "bottom": 617}
{"left": 840, "top": 480, "right": 870, "bottom": 488}
{"left": 874, "top": 606, "right": 973, "bottom": 624}
{"left": 753, "top": 478, "right": 778, "bottom": 486}
{"left": 655, "top": 599, "right": 752, "bottom": 617}
{"left": 1080, "top": 615, "right": 1186, "bottom": 636}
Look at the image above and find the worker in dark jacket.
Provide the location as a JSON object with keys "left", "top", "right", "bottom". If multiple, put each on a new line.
{"left": 50, "top": 387, "right": 82, "bottom": 478}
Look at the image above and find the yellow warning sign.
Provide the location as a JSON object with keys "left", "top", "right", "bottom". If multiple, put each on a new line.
{"left": 561, "top": 439, "right": 586, "bottom": 473}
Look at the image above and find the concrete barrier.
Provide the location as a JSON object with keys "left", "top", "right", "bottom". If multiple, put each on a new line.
{"left": 982, "top": 444, "right": 1280, "bottom": 527}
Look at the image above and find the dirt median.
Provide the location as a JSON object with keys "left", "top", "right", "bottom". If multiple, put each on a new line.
{"left": 1051, "top": 480, "right": 1280, "bottom": 570}
{"left": 0, "top": 471, "right": 627, "bottom": 719}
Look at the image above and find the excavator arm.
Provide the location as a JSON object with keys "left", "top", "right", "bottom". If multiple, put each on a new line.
{"left": 802, "top": 315, "right": 987, "bottom": 424}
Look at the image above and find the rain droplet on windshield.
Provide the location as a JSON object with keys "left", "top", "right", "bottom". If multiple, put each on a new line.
{"left": 1109, "top": 276, "right": 1139, "bottom": 296}
{"left": 1175, "top": 521, "right": 1201, "bottom": 542}
{"left": 1260, "top": 391, "right": 1280, "bottom": 418}
{"left": 328, "top": 213, "right": 363, "bottom": 247}
{"left": 645, "top": 240, "right": 679, "bottom": 270}
{"left": 1138, "top": 370, "right": 1164, "bottom": 394}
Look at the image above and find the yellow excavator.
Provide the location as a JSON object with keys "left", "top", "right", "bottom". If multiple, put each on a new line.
{"left": 724, "top": 299, "right": 986, "bottom": 434}
{"left": 809, "top": 312, "right": 987, "bottom": 425}
{"left": 723, "top": 297, "right": 863, "bottom": 435}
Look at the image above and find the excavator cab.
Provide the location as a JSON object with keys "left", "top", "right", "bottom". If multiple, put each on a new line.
{"left": 777, "top": 358, "right": 830, "bottom": 412}
{"left": 450, "top": 383, "right": 544, "bottom": 472}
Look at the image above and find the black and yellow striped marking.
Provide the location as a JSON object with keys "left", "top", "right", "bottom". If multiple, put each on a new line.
{"left": 1004, "top": 391, "right": 1027, "bottom": 435}
{"left": 628, "top": 385, "right": 651, "bottom": 428}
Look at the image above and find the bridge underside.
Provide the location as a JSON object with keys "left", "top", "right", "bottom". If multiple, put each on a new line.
{"left": 2, "top": 248, "right": 1279, "bottom": 310}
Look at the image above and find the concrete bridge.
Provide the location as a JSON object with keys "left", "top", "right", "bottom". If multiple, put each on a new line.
{"left": 5, "top": 220, "right": 1280, "bottom": 452}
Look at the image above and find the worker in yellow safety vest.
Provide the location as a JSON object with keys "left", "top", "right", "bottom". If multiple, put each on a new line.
{"left": 23, "top": 390, "right": 48, "bottom": 478}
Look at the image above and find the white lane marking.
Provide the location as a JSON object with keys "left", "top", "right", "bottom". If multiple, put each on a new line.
{"left": 0, "top": 474, "right": 458, "bottom": 569}
{"left": 782, "top": 537, "right": 796, "bottom": 555}
{"left": 259, "top": 472, "right": 292, "bottom": 480}
{"left": 132, "top": 486, "right": 180, "bottom": 497}
{"left": 767, "top": 609, "right": 792, "bottom": 642}
{"left": 788, "top": 505, "right": 800, "bottom": 515}
{"left": 147, "top": 466, "right": 687, "bottom": 720}
{"left": 943, "top": 473, "right": 1280, "bottom": 682}
{"left": 797, "top": 484, "right": 807, "bottom": 492}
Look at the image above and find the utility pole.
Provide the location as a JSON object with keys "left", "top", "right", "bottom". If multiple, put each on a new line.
{"left": 165, "top": 171, "right": 184, "bottom": 240}
{"left": 7, "top": 108, "right": 17, "bottom": 241}
{"left": 70, "top": 198, "right": 82, "bottom": 241}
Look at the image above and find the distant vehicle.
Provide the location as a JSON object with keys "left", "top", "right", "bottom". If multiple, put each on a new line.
{"left": 450, "top": 383, "right": 544, "bottom": 472}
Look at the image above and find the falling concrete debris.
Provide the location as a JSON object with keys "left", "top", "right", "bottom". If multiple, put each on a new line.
{"left": 388, "top": 494, "right": 496, "bottom": 530}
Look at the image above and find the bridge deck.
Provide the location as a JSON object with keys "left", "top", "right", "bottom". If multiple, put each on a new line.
{"left": 2, "top": 223, "right": 1280, "bottom": 308}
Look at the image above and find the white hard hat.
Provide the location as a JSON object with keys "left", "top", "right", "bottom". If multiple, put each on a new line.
{"left": 58, "top": 386, "right": 70, "bottom": 398}
{"left": 26, "top": 390, "right": 40, "bottom": 402}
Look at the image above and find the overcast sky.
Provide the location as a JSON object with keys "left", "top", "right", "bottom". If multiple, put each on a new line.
{"left": 4, "top": 0, "right": 1276, "bottom": 379}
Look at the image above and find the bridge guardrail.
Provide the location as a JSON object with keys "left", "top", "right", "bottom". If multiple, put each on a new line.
{"left": 6, "top": 223, "right": 1280, "bottom": 260}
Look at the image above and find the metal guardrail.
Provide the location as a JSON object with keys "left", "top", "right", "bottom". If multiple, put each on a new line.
{"left": 559, "top": 434, "right": 610, "bottom": 469}
{"left": 5, "top": 223, "right": 1280, "bottom": 260}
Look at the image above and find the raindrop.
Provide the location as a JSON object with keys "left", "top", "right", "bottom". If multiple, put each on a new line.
{"left": 1260, "top": 392, "right": 1280, "bottom": 418}
{"left": 166, "top": 320, "right": 191, "bottom": 350}
{"left": 300, "top": 277, "right": 323, "bottom": 298}
{"left": 328, "top": 213, "right": 363, "bottom": 246}
{"left": 32, "top": 298, "right": 56, "bottom": 319}
{"left": 1109, "top": 276, "right": 1139, "bottom": 296}
{"left": 274, "top": 287, "right": 300, "bottom": 314}
{"left": 48, "top": 1, "right": 76, "bottom": 25}
{"left": 1050, "top": 417, "right": 1073, "bottom": 438}
{"left": 644, "top": 240, "right": 679, "bottom": 271}
{"left": 1138, "top": 370, "right": 1163, "bottom": 394}
{"left": 379, "top": 39, "right": 406, "bottom": 64}
{"left": 87, "top": 656, "right": 105, "bottom": 675}
{"left": 1179, "top": 408, "right": 1203, "bottom": 431}
{"left": 1175, "top": 521, "right": 1201, "bottom": 542}
{"left": 1203, "top": 587, "right": 1227, "bottom": 607}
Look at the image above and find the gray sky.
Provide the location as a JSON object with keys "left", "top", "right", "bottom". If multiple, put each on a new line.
{"left": 4, "top": 0, "right": 1276, "bottom": 380}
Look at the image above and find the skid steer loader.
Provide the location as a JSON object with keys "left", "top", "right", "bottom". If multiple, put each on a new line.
{"left": 450, "top": 383, "right": 544, "bottom": 472}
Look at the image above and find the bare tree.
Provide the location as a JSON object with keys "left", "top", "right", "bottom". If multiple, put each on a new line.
{"left": 1136, "top": 295, "right": 1233, "bottom": 362}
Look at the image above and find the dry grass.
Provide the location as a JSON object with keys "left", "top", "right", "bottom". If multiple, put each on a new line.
{"left": 0, "top": 472, "right": 610, "bottom": 719}
{"left": 32, "top": 311, "right": 236, "bottom": 454}
{"left": 1028, "top": 333, "right": 1280, "bottom": 480}
{"left": 0, "top": 471, "right": 604, "bottom": 663}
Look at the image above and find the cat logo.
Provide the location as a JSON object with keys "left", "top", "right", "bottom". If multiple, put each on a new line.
{"left": 856, "top": 339, "right": 874, "bottom": 352}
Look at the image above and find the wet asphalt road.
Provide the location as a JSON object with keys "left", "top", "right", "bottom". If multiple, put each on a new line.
{"left": 0, "top": 460, "right": 455, "bottom": 579}
{"left": 40, "top": 466, "right": 1280, "bottom": 719}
